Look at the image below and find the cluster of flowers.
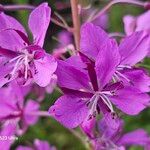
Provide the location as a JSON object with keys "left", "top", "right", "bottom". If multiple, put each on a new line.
{"left": 0, "top": 1, "right": 150, "bottom": 150}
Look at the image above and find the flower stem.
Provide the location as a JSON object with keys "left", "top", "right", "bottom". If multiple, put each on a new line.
{"left": 30, "top": 111, "right": 50, "bottom": 117}
{"left": 70, "top": 0, "right": 80, "bottom": 51}
{"left": 90, "top": 0, "right": 146, "bottom": 22}
{"left": 0, "top": 4, "right": 35, "bottom": 11}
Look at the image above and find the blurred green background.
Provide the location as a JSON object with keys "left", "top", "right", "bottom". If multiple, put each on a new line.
{"left": 0, "top": 0, "right": 149, "bottom": 150}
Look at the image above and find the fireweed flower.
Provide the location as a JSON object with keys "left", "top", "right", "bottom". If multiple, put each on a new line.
{"left": 94, "top": 113, "right": 150, "bottom": 150}
{"left": 80, "top": 23, "right": 150, "bottom": 93}
{"left": 49, "top": 24, "right": 150, "bottom": 128}
{"left": 0, "top": 3, "right": 57, "bottom": 87}
{"left": 0, "top": 82, "right": 40, "bottom": 135}
{"left": 17, "top": 139, "right": 56, "bottom": 150}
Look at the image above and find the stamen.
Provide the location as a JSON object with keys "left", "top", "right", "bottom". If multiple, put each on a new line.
{"left": 115, "top": 70, "right": 131, "bottom": 83}
{"left": 87, "top": 94, "right": 99, "bottom": 119}
{"left": 100, "top": 94, "right": 114, "bottom": 113}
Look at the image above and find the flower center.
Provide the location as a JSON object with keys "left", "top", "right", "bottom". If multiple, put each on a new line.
{"left": 4, "top": 50, "right": 34, "bottom": 80}
{"left": 86, "top": 91, "right": 114, "bottom": 120}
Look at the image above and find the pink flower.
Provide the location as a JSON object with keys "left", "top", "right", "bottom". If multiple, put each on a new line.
{"left": 0, "top": 3, "right": 57, "bottom": 87}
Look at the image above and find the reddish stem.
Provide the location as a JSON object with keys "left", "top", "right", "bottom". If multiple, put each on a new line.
{"left": 70, "top": 0, "right": 80, "bottom": 51}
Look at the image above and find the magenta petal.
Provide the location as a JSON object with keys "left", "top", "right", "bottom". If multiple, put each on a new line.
{"left": 136, "top": 10, "right": 150, "bottom": 32}
{"left": 56, "top": 60, "right": 92, "bottom": 92}
{"left": 110, "top": 87, "right": 150, "bottom": 115}
{"left": 0, "top": 13, "right": 26, "bottom": 35}
{"left": 95, "top": 39, "right": 120, "bottom": 89}
{"left": 119, "top": 31, "right": 150, "bottom": 65}
{"left": 65, "top": 55, "right": 86, "bottom": 70}
{"left": 0, "top": 123, "right": 17, "bottom": 150}
{"left": 118, "top": 129, "right": 149, "bottom": 146}
{"left": 0, "top": 29, "right": 25, "bottom": 52}
{"left": 81, "top": 118, "right": 96, "bottom": 138}
{"left": 80, "top": 23, "right": 109, "bottom": 59}
{"left": 49, "top": 95, "right": 88, "bottom": 128}
{"left": 99, "top": 113, "right": 123, "bottom": 139}
{"left": 33, "top": 54, "right": 57, "bottom": 87}
{"left": 24, "top": 100, "right": 40, "bottom": 125}
{"left": 123, "top": 15, "right": 136, "bottom": 35}
{"left": 121, "top": 69, "right": 150, "bottom": 92}
{"left": 28, "top": 3, "right": 51, "bottom": 47}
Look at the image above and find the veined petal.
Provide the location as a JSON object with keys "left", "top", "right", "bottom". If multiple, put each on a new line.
{"left": 33, "top": 54, "right": 57, "bottom": 87}
{"left": 119, "top": 31, "right": 150, "bottom": 65}
{"left": 0, "top": 29, "right": 25, "bottom": 52}
{"left": 65, "top": 55, "right": 86, "bottom": 70}
{"left": 110, "top": 86, "right": 150, "bottom": 115}
{"left": 49, "top": 95, "right": 88, "bottom": 128}
{"left": 118, "top": 129, "right": 149, "bottom": 146}
{"left": 95, "top": 39, "right": 120, "bottom": 89}
{"left": 99, "top": 113, "right": 123, "bottom": 139}
{"left": 120, "top": 69, "right": 150, "bottom": 92}
{"left": 56, "top": 60, "right": 92, "bottom": 92}
{"left": 80, "top": 23, "right": 109, "bottom": 59}
{"left": 0, "top": 13, "right": 26, "bottom": 35}
{"left": 28, "top": 3, "right": 51, "bottom": 47}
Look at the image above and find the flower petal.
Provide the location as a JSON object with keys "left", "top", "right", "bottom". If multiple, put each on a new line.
{"left": 24, "top": 100, "right": 40, "bottom": 125}
{"left": 0, "top": 13, "right": 26, "bottom": 34}
{"left": 56, "top": 60, "right": 92, "bottom": 92}
{"left": 33, "top": 54, "right": 57, "bottom": 87}
{"left": 118, "top": 129, "right": 149, "bottom": 146}
{"left": 0, "top": 123, "right": 17, "bottom": 150}
{"left": 95, "top": 39, "right": 120, "bottom": 89}
{"left": 123, "top": 15, "right": 136, "bottom": 35}
{"left": 136, "top": 10, "right": 150, "bottom": 32}
{"left": 119, "top": 31, "right": 150, "bottom": 65}
{"left": 120, "top": 69, "right": 150, "bottom": 92}
{"left": 110, "top": 86, "right": 150, "bottom": 115}
{"left": 49, "top": 95, "right": 88, "bottom": 128}
{"left": 99, "top": 113, "right": 123, "bottom": 139}
{"left": 0, "top": 29, "right": 25, "bottom": 52}
{"left": 28, "top": 3, "right": 51, "bottom": 47}
{"left": 80, "top": 23, "right": 109, "bottom": 59}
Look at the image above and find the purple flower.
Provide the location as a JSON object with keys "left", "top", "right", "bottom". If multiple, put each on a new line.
{"left": 17, "top": 139, "right": 56, "bottom": 150}
{"left": 0, "top": 82, "right": 40, "bottom": 135}
{"left": 49, "top": 24, "right": 150, "bottom": 128}
{"left": 95, "top": 113, "right": 150, "bottom": 149}
{"left": 80, "top": 23, "right": 150, "bottom": 92}
{"left": 0, "top": 3, "right": 57, "bottom": 87}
